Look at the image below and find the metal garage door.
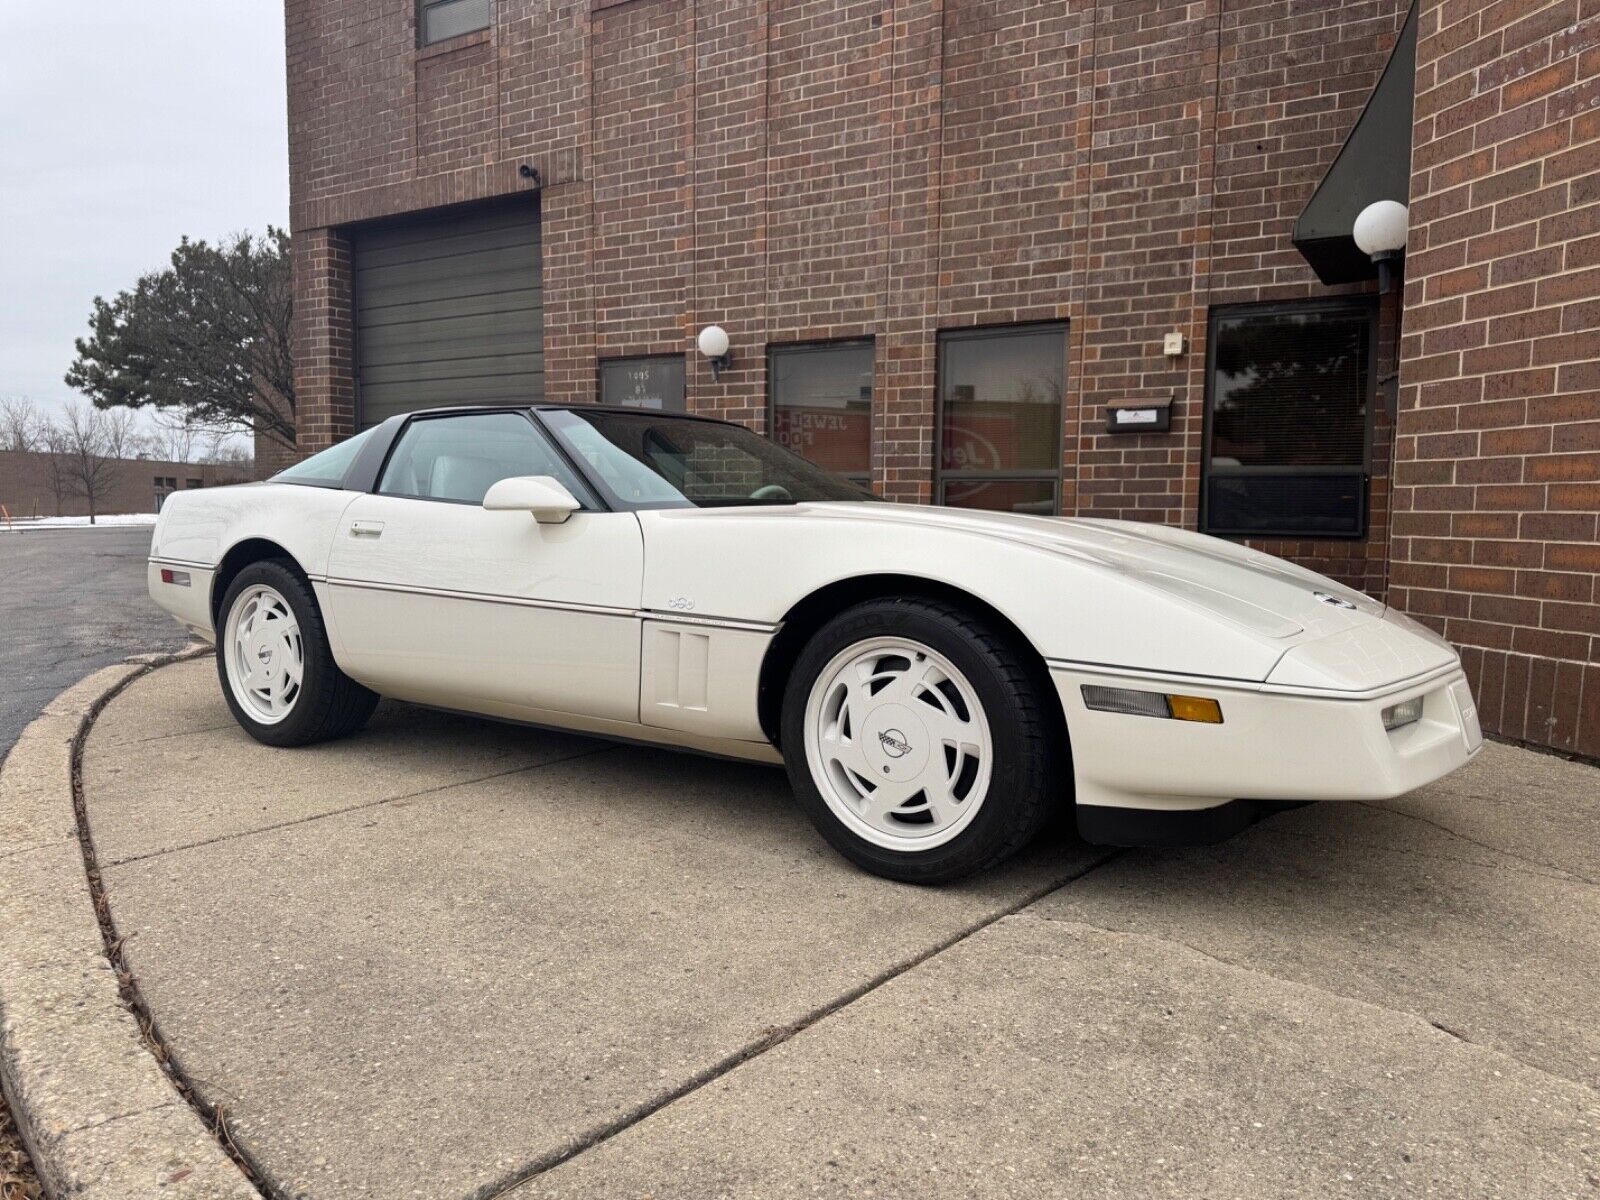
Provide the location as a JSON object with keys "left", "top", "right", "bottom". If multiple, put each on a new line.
{"left": 353, "top": 199, "right": 542, "bottom": 428}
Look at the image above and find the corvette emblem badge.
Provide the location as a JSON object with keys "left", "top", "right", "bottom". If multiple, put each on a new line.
{"left": 878, "top": 729, "right": 912, "bottom": 758}
{"left": 1314, "top": 591, "right": 1357, "bottom": 609}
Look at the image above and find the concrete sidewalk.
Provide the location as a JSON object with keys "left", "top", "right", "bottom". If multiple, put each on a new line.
{"left": 79, "top": 658, "right": 1599, "bottom": 1198}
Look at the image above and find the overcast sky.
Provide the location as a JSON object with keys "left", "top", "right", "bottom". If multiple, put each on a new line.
{"left": 0, "top": 2, "right": 289, "bottom": 423}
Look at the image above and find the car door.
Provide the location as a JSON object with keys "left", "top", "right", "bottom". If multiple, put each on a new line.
{"left": 322, "top": 409, "right": 643, "bottom": 723}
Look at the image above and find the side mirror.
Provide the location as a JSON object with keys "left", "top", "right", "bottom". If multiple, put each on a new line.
{"left": 481, "top": 475, "right": 581, "bottom": 524}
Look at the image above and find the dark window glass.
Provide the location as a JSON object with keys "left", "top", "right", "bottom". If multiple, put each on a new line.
{"left": 936, "top": 324, "right": 1064, "bottom": 513}
{"left": 542, "top": 409, "right": 871, "bottom": 510}
{"left": 599, "top": 356, "right": 686, "bottom": 412}
{"left": 1202, "top": 300, "right": 1375, "bottom": 538}
{"left": 186, "top": 478, "right": 202, "bottom": 489}
{"left": 421, "top": 0, "right": 491, "bottom": 45}
{"left": 942, "top": 478, "right": 1057, "bottom": 516}
{"left": 378, "top": 411, "right": 592, "bottom": 506}
{"left": 770, "top": 341, "right": 873, "bottom": 484}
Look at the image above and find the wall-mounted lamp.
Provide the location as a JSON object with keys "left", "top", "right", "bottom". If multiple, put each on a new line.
{"left": 518, "top": 163, "right": 542, "bottom": 187}
{"left": 698, "top": 324, "right": 732, "bottom": 381}
{"left": 1354, "top": 200, "right": 1408, "bottom": 295}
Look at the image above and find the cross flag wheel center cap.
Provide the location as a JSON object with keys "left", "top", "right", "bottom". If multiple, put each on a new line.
{"left": 863, "top": 703, "right": 929, "bottom": 782}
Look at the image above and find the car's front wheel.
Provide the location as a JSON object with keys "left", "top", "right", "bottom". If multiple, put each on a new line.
{"left": 216, "top": 560, "right": 378, "bottom": 747}
{"left": 780, "top": 598, "right": 1057, "bottom": 883}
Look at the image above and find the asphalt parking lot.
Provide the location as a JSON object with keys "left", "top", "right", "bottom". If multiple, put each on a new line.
{"left": 0, "top": 527, "right": 182, "bottom": 755}
{"left": 77, "top": 657, "right": 1600, "bottom": 1200}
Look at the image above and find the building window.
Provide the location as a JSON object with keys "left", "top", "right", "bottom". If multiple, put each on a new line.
{"left": 1202, "top": 298, "right": 1376, "bottom": 539}
{"left": 599, "top": 356, "right": 686, "bottom": 412}
{"left": 936, "top": 324, "right": 1065, "bottom": 514}
{"left": 769, "top": 340, "right": 873, "bottom": 485}
{"left": 420, "top": 0, "right": 491, "bottom": 46}
{"left": 185, "top": 478, "right": 202, "bottom": 489}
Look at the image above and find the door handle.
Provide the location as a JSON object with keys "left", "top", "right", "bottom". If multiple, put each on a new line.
{"left": 349, "top": 520, "right": 385, "bottom": 538}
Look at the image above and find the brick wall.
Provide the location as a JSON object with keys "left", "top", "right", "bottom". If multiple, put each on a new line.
{"left": 289, "top": 0, "right": 1406, "bottom": 500}
{"left": 1394, "top": 0, "right": 1600, "bottom": 756}
{"left": 286, "top": 0, "right": 1600, "bottom": 754}
{"left": 0, "top": 451, "right": 246, "bottom": 520}
{"left": 291, "top": 229, "right": 355, "bottom": 456}
{"left": 591, "top": 0, "right": 692, "bottom": 357}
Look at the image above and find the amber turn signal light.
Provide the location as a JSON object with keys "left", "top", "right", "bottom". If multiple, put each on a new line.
{"left": 1167, "top": 695, "right": 1224, "bottom": 724}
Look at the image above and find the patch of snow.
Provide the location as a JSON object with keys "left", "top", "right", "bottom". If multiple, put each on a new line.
{"left": 0, "top": 514, "right": 159, "bottom": 531}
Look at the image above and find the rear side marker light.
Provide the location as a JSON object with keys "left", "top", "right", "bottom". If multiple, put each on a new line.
{"left": 160, "top": 568, "right": 191, "bottom": 587}
{"left": 1081, "top": 685, "right": 1223, "bottom": 724}
{"left": 1382, "top": 696, "right": 1423, "bottom": 731}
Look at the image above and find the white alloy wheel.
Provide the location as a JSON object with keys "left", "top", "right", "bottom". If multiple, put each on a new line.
{"left": 803, "top": 636, "right": 994, "bottom": 851}
{"left": 223, "top": 584, "right": 305, "bottom": 725}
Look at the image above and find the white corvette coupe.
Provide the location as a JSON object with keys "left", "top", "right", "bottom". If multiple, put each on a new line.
{"left": 149, "top": 405, "right": 1482, "bottom": 882}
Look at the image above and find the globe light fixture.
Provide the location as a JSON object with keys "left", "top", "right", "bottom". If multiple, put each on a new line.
{"left": 1353, "top": 200, "right": 1408, "bottom": 294}
{"left": 698, "top": 324, "right": 732, "bottom": 380}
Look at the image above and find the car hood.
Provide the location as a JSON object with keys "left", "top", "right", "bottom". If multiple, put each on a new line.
{"left": 804, "top": 503, "right": 1380, "bottom": 641}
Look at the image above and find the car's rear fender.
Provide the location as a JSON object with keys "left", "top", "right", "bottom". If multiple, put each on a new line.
{"left": 148, "top": 483, "right": 361, "bottom": 640}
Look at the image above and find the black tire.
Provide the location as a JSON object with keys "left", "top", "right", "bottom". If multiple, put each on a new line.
{"left": 780, "top": 597, "right": 1060, "bottom": 884}
{"left": 215, "top": 560, "right": 379, "bottom": 747}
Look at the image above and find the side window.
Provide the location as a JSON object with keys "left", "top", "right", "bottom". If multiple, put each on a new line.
{"left": 272, "top": 427, "right": 376, "bottom": 488}
{"left": 378, "top": 412, "right": 593, "bottom": 506}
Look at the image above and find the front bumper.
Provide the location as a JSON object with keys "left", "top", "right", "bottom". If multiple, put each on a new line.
{"left": 1049, "top": 662, "right": 1482, "bottom": 822}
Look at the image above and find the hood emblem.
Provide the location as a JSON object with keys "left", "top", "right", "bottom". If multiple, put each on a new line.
{"left": 878, "top": 729, "right": 912, "bottom": 758}
{"left": 1314, "top": 591, "right": 1357, "bottom": 610}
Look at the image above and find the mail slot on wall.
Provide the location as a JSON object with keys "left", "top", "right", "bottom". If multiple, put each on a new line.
{"left": 1105, "top": 396, "right": 1173, "bottom": 434}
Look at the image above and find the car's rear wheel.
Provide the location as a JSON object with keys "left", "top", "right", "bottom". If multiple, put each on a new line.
{"left": 781, "top": 597, "right": 1056, "bottom": 883}
{"left": 216, "top": 560, "right": 378, "bottom": 747}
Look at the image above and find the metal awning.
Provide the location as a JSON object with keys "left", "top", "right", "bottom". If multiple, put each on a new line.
{"left": 1293, "top": 3, "right": 1417, "bottom": 285}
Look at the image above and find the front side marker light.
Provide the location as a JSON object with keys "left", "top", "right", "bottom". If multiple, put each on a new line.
{"left": 1081, "top": 685, "right": 1223, "bottom": 724}
{"left": 1167, "top": 694, "right": 1224, "bottom": 724}
{"left": 159, "top": 568, "right": 191, "bottom": 587}
{"left": 1382, "top": 696, "right": 1423, "bottom": 731}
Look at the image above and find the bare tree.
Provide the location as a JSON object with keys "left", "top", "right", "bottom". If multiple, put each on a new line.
{"left": 149, "top": 407, "right": 202, "bottom": 463}
{"left": 54, "top": 403, "right": 121, "bottom": 524}
{"left": 100, "top": 406, "right": 142, "bottom": 461}
{"left": 201, "top": 434, "right": 254, "bottom": 469}
{"left": 38, "top": 421, "right": 74, "bottom": 517}
{"left": 0, "top": 395, "right": 41, "bottom": 452}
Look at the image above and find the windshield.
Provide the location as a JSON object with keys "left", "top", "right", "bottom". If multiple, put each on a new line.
{"left": 541, "top": 409, "right": 872, "bottom": 509}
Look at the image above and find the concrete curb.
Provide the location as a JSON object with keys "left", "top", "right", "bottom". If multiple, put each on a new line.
{"left": 0, "top": 649, "right": 259, "bottom": 1199}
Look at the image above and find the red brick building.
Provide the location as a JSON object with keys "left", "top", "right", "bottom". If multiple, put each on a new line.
{"left": 285, "top": 0, "right": 1599, "bottom": 757}
{"left": 0, "top": 450, "right": 245, "bottom": 520}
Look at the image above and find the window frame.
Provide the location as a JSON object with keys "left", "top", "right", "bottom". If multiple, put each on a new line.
{"left": 933, "top": 322, "right": 1068, "bottom": 512}
{"left": 372, "top": 408, "right": 601, "bottom": 510}
{"left": 418, "top": 0, "right": 492, "bottom": 47}
{"left": 597, "top": 353, "right": 688, "bottom": 412}
{"left": 1199, "top": 296, "right": 1378, "bottom": 541}
{"left": 766, "top": 337, "right": 876, "bottom": 487}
